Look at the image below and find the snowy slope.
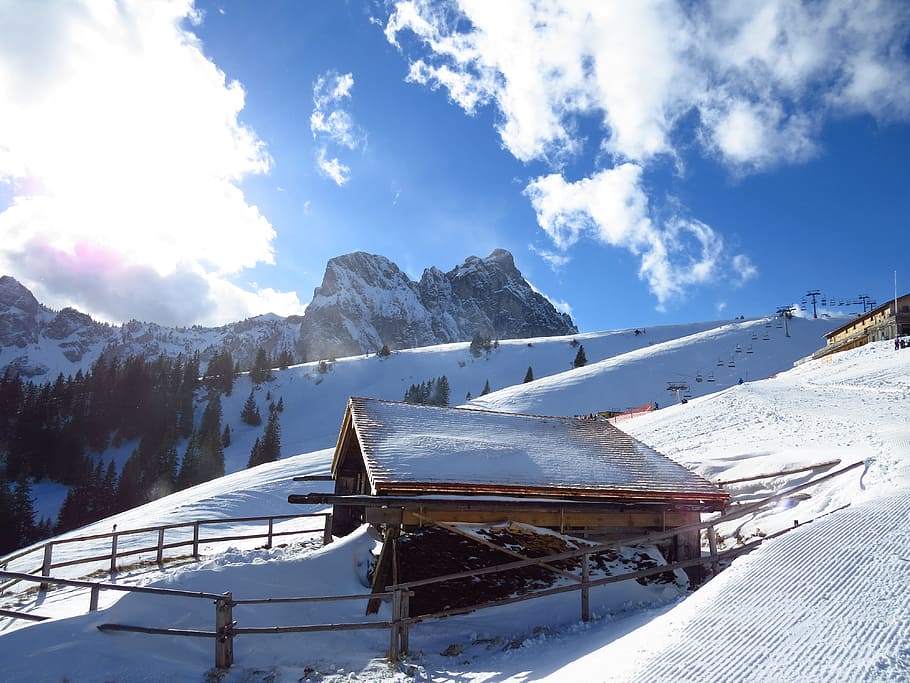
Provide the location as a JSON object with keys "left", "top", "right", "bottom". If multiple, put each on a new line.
{"left": 4, "top": 324, "right": 909, "bottom": 682}
{"left": 29, "top": 314, "right": 832, "bottom": 525}
{"left": 214, "top": 315, "right": 836, "bottom": 467}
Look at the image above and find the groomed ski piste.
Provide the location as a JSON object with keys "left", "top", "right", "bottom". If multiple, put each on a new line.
{"left": 1, "top": 331, "right": 908, "bottom": 682}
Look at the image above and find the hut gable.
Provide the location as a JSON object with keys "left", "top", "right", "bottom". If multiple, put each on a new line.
{"left": 331, "top": 396, "right": 726, "bottom": 508}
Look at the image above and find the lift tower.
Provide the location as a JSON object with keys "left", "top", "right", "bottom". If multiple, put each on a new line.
{"left": 805, "top": 290, "right": 821, "bottom": 319}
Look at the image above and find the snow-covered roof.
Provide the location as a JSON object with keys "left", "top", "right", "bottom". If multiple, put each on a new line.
{"left": 334, "top": 397, "right": 727, "bottom": 506}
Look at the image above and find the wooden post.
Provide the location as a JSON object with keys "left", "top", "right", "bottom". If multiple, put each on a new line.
{"left": 40, "top": 543, "right": 53, "bottom": 591}
{"left": 215, "top": 592, "right": 234, "bottom": 669}
{"left": 156, "top": 527, "right": 165, "bottom": 565}
{"left": 322, "top": 513, "right": 333, "bottom": 546}
{"left": 266, "top": 518, "right": 274, "bottom": 549}
{"left": 400, "top": 590, "right": 410, "bottom": 656}
{"left": 707, "top": 525, "right": 718, "bottom": 577}
{"left": 581, "top": 552, "right": 590, "bottom": 622}
{"left": 89, "top": 585, "right": 100, "bottom": 612}
{"left": 109, "top": 529, "right": 119, "bottom": 574}
{"left": 192, "top": 522, "right": 200, "bottom": 559}
{"left": 389, "top": 588, "right": 401, "bottom": 663}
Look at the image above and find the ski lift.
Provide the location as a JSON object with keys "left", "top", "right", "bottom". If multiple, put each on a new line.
{"left": 751, "top": 331, "right": 758, "bottom": 340}
{"left": 821, "top": 298, "right": 827, "bottom": 306}
{"left": 735, "top": 344, "right": 742, "bottom": 353}
{"left": 728, "top": 357, "right": 736, "bottom": 367}
{"left": 683, "top": 392, "right": 692, "bottom": 399}
{"left": 765, "top": 321, "right": 772, "bottom": 328}
{"left": 695, "top": 371, "right": 704, "bottom": 383}
{"left": 801, "top": 299, "right": 807, "bottom": 306}
{"left": 746, "top": 344, "right": 754, "bottom": 354}
{"left": 776, "top": 320, "right": 783, "bottom": 328}
{"left": 763, "top": 332, "right": 770, "bottom": 340}
{"left": 716, "top": 358, "right": 724, "bottom": 366}
{"left": 706, "top": 372, "right": 716, "bottom": 383}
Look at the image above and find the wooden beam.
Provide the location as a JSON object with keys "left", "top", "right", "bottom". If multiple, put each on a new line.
{"left": 713, "top": 459, "right": 841, "bottom": 486}
{"left": 289, "top": 493, "right": 717, "bottom": 514}
{"left": 411, "top": 514, "right": 583, "bottom": 583}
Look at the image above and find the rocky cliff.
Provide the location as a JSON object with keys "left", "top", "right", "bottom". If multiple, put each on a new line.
{"left": 298, "top": 249, "right": 576, "bottom": 360}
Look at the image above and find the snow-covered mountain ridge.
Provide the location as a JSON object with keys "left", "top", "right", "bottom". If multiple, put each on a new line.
{"left": 0, "top": 249, "right": 576, "bottom": 378}
{"left": 0, "top": 274, "right": 305, "bottom": 378}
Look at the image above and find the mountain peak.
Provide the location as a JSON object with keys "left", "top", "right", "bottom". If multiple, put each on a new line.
{"left": 298, "top": 249, "right": 576, "bottom": 361}
{"left": 0, "top": 276, "right": 42, "bottom": 315}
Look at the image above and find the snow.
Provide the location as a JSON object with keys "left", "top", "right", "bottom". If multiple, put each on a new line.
{"left": 2, "top": 319, "right": 909, "bottom": 682}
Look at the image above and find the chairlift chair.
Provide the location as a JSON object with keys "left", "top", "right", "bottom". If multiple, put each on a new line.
{"left": 763, "top": 332, "right": 770, "bottom": 340}
{"left": 751, "top": 332, "right": 758, "bottom": 340}
{"left": 717, "top": 358, "right": 724, "bottom": 366}
{"left": 728, "top": 358, "right": 736, "bottom": 367}
{"left": 735, "top": 344, "right": 742, "bottom": 352}
{"left": 746, "top": 345, "right": 754, "bottom": 354}
{"left": 706, "top": 372, "right": 716, "bottom": 383}
{"left": 695, "top": 371, "right": 703, "bottom": 382}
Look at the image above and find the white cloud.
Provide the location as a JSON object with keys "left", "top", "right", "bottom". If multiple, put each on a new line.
{"left": 311, "top": 71, "right": 366, "bottom": 184}
{"left": 0, "top": 0, "right": 304, "bottom": 325}
{"left": 385, "top": 0, "right": 910, "bottom": 303}
{"left": 316, "top": 149, "right": 352, "bottom": 186}
{"left": 525, "top": 165, "right": 731, "bottom": 306}
{"left": 731, "top": 254, "right": 759, "bottom": 287}
{"left": 528, "top": 244, "right": 571, "bottom": 270}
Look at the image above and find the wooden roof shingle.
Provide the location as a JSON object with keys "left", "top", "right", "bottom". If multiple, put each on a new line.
{"left": 332, "top": 397, "right": 727, "bottom": 508}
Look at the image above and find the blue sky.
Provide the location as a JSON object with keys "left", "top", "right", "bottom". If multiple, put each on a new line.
{"left": 0, "top": 1, "right": 908, "bottom": 333}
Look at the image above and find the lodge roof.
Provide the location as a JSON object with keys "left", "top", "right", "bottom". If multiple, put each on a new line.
{"left": 824, "top": 292, "right": 910, "bottom": 339}
{"left": 331, "top": 397, "right": 728, "bottom": 507}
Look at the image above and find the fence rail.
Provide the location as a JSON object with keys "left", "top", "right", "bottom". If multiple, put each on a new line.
{"left": 0, "top": 462, "right": 864, "bottom": 671}
{"left": 0, "top": 512, "right": 332, "bottom": 592}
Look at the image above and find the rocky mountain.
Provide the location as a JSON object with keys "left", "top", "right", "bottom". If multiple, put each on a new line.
{"left": 0, "top": 249, "right": 576, "bottom": 378}
{"left": 0, "top": 275, "right": 302, "bottom": 379}
{"left": 298, "top": 249, "right": 577, "bottom": 360}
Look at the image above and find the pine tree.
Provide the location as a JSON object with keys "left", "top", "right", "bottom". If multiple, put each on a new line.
{"left": 246, "top": 437, "right": 262, "bottom": 469}
{"left": 0, "top": 481, "right": 17, "bottom": 554}
{"left": 524, "top": 366, "right": 534, "bottom": 383}
{"left": 260, "top": 410, "right": 281, "bottom": 464}
{"left": 573, "top": 345, "right": 588, "bottom": 368}
{"left": 221, "top": 424, "right": 231, "bottom": 447}
{"left": 377, "top": 344, "right": 391, "bottom": 358}
{"left": 11, "top": 479, "right": 37, "bottom": 548}
{"left": 276, "top": 348, "right": 295, "bottom": 370}
{"left": 241, "top": 390, "right": 262, "bottom": 426}
{"left": 435, "top": 375, "right": 450, "bottom": 406}
{"left": 250, "top": 347, "right": 273, "bottom": 384}
{"left": 480, "top": 379, "right": 491, "bottom": 396}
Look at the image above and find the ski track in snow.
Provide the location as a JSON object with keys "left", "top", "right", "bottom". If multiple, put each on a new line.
{"left": 590, "top": 493, "right": 910, "bottom": 683}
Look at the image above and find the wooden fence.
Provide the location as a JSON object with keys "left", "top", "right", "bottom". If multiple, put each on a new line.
{"left": 0, "top": 461, "right": 864, "bottom": 671}
{"left": 0, "top": 512, "right": 332, "bottom": 593}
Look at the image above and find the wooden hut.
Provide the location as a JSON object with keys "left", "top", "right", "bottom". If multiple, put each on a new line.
{"left": 291, "top": 397, "right": 727, "bottom": 594}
